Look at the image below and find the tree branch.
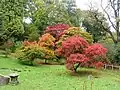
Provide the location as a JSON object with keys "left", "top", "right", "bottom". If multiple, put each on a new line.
{"left": 101, "top": 0, "right": 116, "bottom": 30}
{"left": 92, "top": 11, "right": 117, "bottom": 43}
{"left": 109, "top": 0, "right": 118, "bottom": 17}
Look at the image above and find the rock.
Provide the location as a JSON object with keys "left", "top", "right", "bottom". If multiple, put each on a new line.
{"left": 0, "top": 74, "right": 10, "bottom": 85}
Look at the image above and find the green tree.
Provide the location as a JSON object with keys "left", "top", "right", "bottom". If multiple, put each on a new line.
{"left": 24, "top": 0, "right": 36, "bottom": 20}
{"left": 101, "top": 0, "right": 120, "bottom": 44}
{"left": 88, "top": 0, "right": 120, "bottom": 44}
{"left": 0, "top": 0, "right": 25, "bottom": 42}
{"left": 24, "top": 23, "right": 39, "bottom": 41}
{"left": 0, "top": 12, "right": 7, "bottom": 44}
{"left": 32, "top": 0, "right": 71, "bottom": 34}
{"left": 25, "top": 0, "right": 81, "bottom": 34}
{"left": 82, "top": 10, "right": 108, "bottom": 42}
{"left": 61, "top": 0, "right": 81, "bottom": 27}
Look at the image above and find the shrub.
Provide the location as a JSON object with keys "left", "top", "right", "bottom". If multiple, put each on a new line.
{"left": 38, "top": 33, "right": 55, "bottom": 48}
{"left": 18, "top": 44, "right": 45, "bottom": 65}
{"left": 38, "top": 34, "right": 57, "bottom": 62}
{"left": 45, "top": 24, "right": 69, "bottom": 40}
{"left": 104, "top": 43, "right": 120, "bottom": 65}
{"left": 17, "top": 41, "right": 57, "bottom": 65}
{"left": 114, "top": 43, "right": 120, "bottom": 65}
{"left": 42, "top": 48, "right": 57, "bottom": 63}
{"left": 84, "top": 44, "right": 107, "bottom": 59}
{"left": 56, "top": 27, "right": 93, "bottom": 47}
{"left": 9, "top": 41, "right": 23, "bottom": 53}
{"left": 102, "top": 43, "right": 120, "bottom": 65}
{"left": 0, "top": 39, "right": 14, "bottom": 56}
{"left": 56, "top": 36, "right": 107, "bottom": 72}
{"left": 17, "top": 34, "right": 57, "bottom": 65}
{"left": 24, "top": 24, "right": 39, "bottom": 41}
{"left": 66, "top": 54, "right": 89, "bottom": 71}
{"left": 84, "top": 44, "right": 107, "bottom": 68}
{"left": 56, "top": 36, "right": 89, "bottom": 57}
{"left": 28, "top": 31, "right": 39, "bottom": 41}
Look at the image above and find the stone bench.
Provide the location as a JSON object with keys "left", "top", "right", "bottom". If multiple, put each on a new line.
{"left": 0, "top": 73, "right": 19, "bottom": 85}
{"left": 0, "top": 74, "right": 10, "bottom": 85}
{"left": 9, "top": 73, "right": 19, "bottom": 85}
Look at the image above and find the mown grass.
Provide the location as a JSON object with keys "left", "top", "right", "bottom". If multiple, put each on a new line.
{"left": 0, "top": 57, "right": 120, "bottom": 90}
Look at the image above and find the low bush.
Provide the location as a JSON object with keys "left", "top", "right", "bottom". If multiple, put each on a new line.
{"left": 103, "top": 43, "right": 120, "bottom": 65}
{"left": 16, "top": 34, "right": 57, "bottom": 65}
{"left": 38, "top": 33, "right": 55, "bottom": 48}
{"left": 18, "top": 44, "right": 45, "bottom": 65}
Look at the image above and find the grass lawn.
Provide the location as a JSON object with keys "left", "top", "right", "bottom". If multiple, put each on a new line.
{"left": 0, "top": 57, "right": 120, "bottom": 90}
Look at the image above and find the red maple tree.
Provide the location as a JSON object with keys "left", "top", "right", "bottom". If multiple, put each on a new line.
{"left": 56, "top": 36, "right": 107, "bottom": 72}
{"left": 45, "top": 24, "right": 69, "bottom": 40}
{"left": 56, "top": 36, "right": 89, "bottom": 57}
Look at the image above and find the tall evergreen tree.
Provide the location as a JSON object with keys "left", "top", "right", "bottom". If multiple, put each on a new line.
{"left": 0, "top": 12, "right": 7, "bottom": 44}
{"left": 0, "top": 0, "right": 25, "bottom": 42}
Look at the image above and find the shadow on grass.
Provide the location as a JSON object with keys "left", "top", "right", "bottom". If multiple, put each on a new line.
{"left": 57, "top": 69, "right": 101, "bottom": 78}
{"left": 70, "top": 70, "right": 100, "bottom": 77}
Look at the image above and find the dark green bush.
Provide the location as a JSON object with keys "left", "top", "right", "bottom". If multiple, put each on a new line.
{"left": 10, "top": 41, "right": 23, "bottom": 53}
{"left": 103, "top": 43, "right": 120, "bottom": 65}
{"left": 113, "top": 43, "right": 120, "bottom": 65}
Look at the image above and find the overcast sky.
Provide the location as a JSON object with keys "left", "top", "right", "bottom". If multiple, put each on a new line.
{"left": 76, "top": 0, "right": 108, "bottom": 11}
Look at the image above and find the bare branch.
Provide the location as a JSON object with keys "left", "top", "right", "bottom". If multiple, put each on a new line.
{"left": 109, "top": 0, "right": 118, "bottom": 17}
{"left": 92, "top": 11, "right": 117, "bottom": 43}
{"left": 101, "top": 0, "right": 116, "bottom": 30}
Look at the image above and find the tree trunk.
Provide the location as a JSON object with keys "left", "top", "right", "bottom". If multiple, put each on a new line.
{"left": 30, "top": 61, "right": 33, "bottom": 66}
{"left": 45, "top": 59, "right": 47, "bottom": 64}
{"left": 74, "top": 63, "right": 80, "bottom": 72}
{"left": 116, "top": 22, "right": 120, "bottom": 43}
{"left": 100, "top": 0, "right": 120, "bottom": 44}
{"left": 30, "top": 57, "right": 34, "bottom": 66}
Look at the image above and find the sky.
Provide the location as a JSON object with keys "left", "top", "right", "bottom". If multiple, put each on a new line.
{"left": 76, "top": 0, "right": 107, "bottom": 11}
{"left": 76, "top": 0, "right": 91, "bottom": 10}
